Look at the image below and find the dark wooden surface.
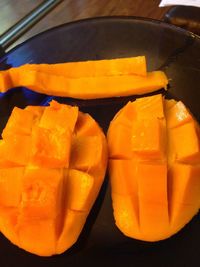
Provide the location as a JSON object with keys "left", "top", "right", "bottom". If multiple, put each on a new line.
{"left": 0, "top": 0, "right": 170, "bottom": 50}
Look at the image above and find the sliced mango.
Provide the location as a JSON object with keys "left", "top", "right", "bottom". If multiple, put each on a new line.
{"left": 56, "top": 209, "right": 87, "bottom": 254}
{"left": 18, "top": 217, "right": 57, "bottom": 256}
{"left": 16, "top": 56, "right": 147, "bottom": 77}
{"left": 107, "top": 124, "right": 132, "bottom": 159}
{"left": 131, "top": 118, "right": 166, "bottom": 160}
{"left": 108, "top": 94, "right": 200, "bottom": 242}
{"left": 0, "top": 136, "right": 31, "bottom": 166}
{"left": 39, "top": 100, "right": 78, "bottom": 133}
{"left": 31, "top": 127, "right": 72, "bottom": 168}
{"left": 112, "top": 194, "right": 140, "bottom": 238}
{"left": 0, "top": 168, "right": 24, "bottom": 207}
{"left": 65, "top": 169, "right": 94, "bottom": 212}
{"left": 21, "top": 168, "right": 64, "bottom": 219}
{"left": 74, "top": 112, "right": 101, "bottom": 136}
{"left": 0, "top": 100, "right": 107, "bottom": 256}
{"left": 2, "top": 107, "right": 35, "bottom": 138}
{"left": 168, "top": 164, "right": 200, "bottom": 231}
{"left": 137, "top": 163, "right": 169, "bottom": 240}
{"left": 165, "top": 101, "right": 193, "bottom": 128}
{"left": 109, "top": 160, "right": 138, "bottom": 196}
{"left": 168, "top": 121, "right": 200, "bottom": 163}
{"left": 0, "top": 68, "right": 168, "bottom": 99}
{"left": 134, "top": 93, "right": 164, "bottom": 119}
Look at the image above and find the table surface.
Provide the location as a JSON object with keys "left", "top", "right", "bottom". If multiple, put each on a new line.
{"left": 0, "top": 0, "right": 170, "bottom": 51}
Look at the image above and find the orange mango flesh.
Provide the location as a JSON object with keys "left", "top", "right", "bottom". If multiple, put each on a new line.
{"left": 65, "top": 169, "right": 94, "bottom": 212}
{"left": 108, "top": 94, "right": 200, "bottom": 241}
{"left": 131, "top": 118, "right": 166, "bottom": 160}
{"left": 14, "top": 69, "right": 168, "bottom": 99}
{"left": 0, "top": 56, "right": 168, "bottom": 99}
{"left": 0, "top": 100, "right": 107, "bottom": 256}
{"left": 11, "top": 56, "right": 147, "bottom": 77}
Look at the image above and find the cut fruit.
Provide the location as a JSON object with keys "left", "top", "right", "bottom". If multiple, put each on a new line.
{"left": 2, "top": 107, "right": 35, "bottom": 138}
{"left": 31, "top": 127, "right": 72, "bottom": 168}
{"left": 109, "top": 160, "right": 138, "bottom": 196}
{"left": 108, "top": 94, "right": 200, "bottom": 242}
{"left": 0, "top": 100, "right": 107, "bottom": 256}
{"left": 65, "top": 169, "right": 94, "bottom": 212}
{"left": 168, "top": 121, "right": 200, "bottom": 163}
{"left": 14, "top": 56, "right": 147, "bottom": 77}
{"left": 0, "top": 67, "right": 168, "bottom": 99}
{"left": 134, "top": 93, "right": 164, "bottom": 119}
{"left": 39, "top": 100, "right": 78, "bottom": 133}
{"left": 20, "top": 168, "right": 64, "bottom": 219}
{"left": 107, "top": 124, "right": 132, "bottom": 159}
{"left": 131, "top": 118, "right": 166, "bottom": 160}
{"left": 56, "top": 209, "right": 87, "bottom": 254}
{"left": 18, "top": 217, "right": 57, "bottom": 256}
{"left": 112, "top": 194, "right": 140, "bottom": 238}
{"left": 0, "top": 168, "right": 24, "bottom": 207}
{"left": 165, "top": 101, "right": 193, "bottom": 129}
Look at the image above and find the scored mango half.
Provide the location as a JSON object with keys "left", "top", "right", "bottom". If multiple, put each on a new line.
{"left": 108, "top": 94, "right": 200, "bottom": 241}
{"left": 0, "top": 100, "right": 108, "bottom": 256}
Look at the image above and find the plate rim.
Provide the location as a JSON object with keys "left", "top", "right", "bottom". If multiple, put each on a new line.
{"left": 1, "top": 15, "right": 199, "bottom": 63}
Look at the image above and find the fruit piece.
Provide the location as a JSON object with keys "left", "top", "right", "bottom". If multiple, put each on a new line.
{"left": 168, "top": 121, "right": 200, "bottom": 163}
{"left": 24, "top": 105, "right": 45, "bottom": 117}
{"left": 0, "top": 168, "right": 24, "bottom": 207}
{"left": 107, "top": 124, "right": 132, "bottom": 159}
{"left": 74, "top": 112, "right": 101, "bottom": 136}
{"left": 31, "top": 126, "right": 72, "bottom": 168}
{"left": 134, "top": 93, "right": 164, "bottom": 119}
{"left": 165, "top": 99, "right": 177, "bottom": 110}
{"left": 109, "top": 160, "right": 138, "bottom": 196}
{"left": 108, "top": 94, "right": 200, "bottom": 241}
{"left": 168, "top": 164, "right": 200, "bottom": 232}
{"left": 137, "top": 163, "right": 169, "bottom": 240}
{"left": 18, "top": 217, "right": 57, "bottom": 256}
{"left": 20, "top": 168, "right": 64, "bottom": 219}
{"left": 2, "top": 107, "right": 36, "bottom": 138}
{"left": 112, "top": 194, "right": 140, "bottom": 238}
{"left": 0, "top": 208, "right": 19, "bottom": 246}
{"left": 13, "top": 56, "right": 147, "bottom": 77}
{"left": 111, "top": 101, "right": 136, "bottom": 128}
{"left": 0, "top": 100, "right": 107, "bottom": 256}
{"left": 0, "top": 68, "right": 168, "bottom": 99}
{"left": 56, "top": 209, "right": 87, "bottom": 254}
{"left": 165, "top": 101, "right": 193, "bottom": 128}
{"left": 0, "top": 140, "right": 20, "bottom": 167}
{"left": 70, "top": 136, "right": 104, "bottom": 172}
{"left": 65, "top": 169, "right": 94, "bottom": 212}
{"left": 39, "top": 100, "right": 78, "bottom": 133}
{"left": 0, "top": 136, "right": 31, "bottom": 166}
{"left": 131, "top": 118, "right": 166, "bottom": 160}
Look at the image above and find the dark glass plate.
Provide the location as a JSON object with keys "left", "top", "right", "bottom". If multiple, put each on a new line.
{"left": 0, "top": 17, "right": 200, "bottom": 267}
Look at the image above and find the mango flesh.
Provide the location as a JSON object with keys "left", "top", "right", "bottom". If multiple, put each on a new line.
{"left": 0, "top": 101, "right": 107, "bottom": 256}
{"left": 108, "top": 94, "right": 200, "bottom": 241}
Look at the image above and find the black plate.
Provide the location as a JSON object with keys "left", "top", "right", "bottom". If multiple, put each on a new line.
{"left": 0, "top": 17, "right": 200, "bottom": 267}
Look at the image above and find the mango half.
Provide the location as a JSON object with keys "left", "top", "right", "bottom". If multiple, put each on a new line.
{"left": 108, "top": 94, "right": 200, "bottom": 241}
{"left": 0, "top": 100, "right": 107, "bottom": 256}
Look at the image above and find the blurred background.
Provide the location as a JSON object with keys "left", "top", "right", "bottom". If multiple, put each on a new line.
{"left": 0, "top": 0, "right": 170, "bottom": 51}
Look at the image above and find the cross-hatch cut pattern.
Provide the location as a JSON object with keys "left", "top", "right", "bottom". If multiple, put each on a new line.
{"left": 0, "top": 100, "right": 107, "bottom": 256}
{"left": 108, "top": 94, "right": 200, "bottom": 241}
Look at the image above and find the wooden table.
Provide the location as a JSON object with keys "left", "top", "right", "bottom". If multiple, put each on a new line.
{"left": 0, "top": 0, "right": 170, "bottom": 50}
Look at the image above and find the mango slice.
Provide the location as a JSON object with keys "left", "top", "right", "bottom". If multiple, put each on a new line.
{"left": 0, "top": 100, "right": 107, "bottom": 256}
{"left": 0, "top": 56, "right": 168, "bottom": 99}
{"left": 14, "top": 56, "right": 147, "bottom": 77}
{"left": 108, "top": 94, "right": 200, "bottom": 241}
